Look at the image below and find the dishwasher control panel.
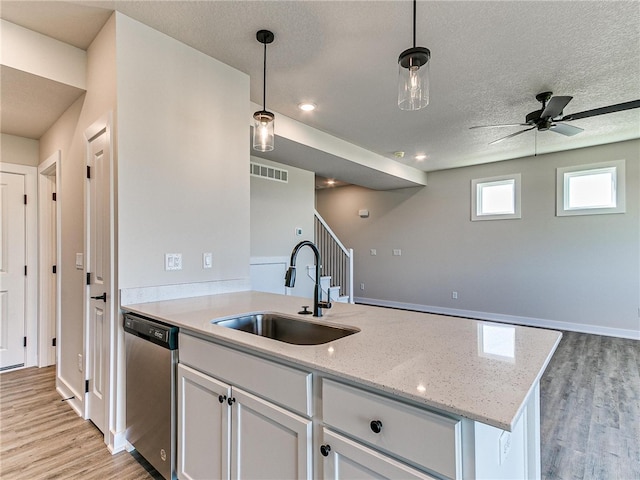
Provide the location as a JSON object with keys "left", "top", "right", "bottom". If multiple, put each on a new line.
{"left": 123, "top": 313, "right": 178, "bottom": 350}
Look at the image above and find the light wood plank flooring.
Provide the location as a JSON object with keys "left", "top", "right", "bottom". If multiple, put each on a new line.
{"left": 0, "top": 366, "right": 157, "bottom": 479}
{"left": 1, "top": 331, "right": 638, "bottom": 479}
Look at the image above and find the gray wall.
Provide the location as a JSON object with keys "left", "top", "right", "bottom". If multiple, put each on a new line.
{"left": 316, "top": 140, "right": 639, "bottom": 337}
{"left": 250, "top": 157, "right": 315, "bottom": 298}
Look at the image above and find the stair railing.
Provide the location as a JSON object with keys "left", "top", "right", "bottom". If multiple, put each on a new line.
{"left": 314, "top": 210, "right": 354, "bottom": 303}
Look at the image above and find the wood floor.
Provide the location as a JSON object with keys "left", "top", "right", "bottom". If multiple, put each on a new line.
{"left": 0, "top": 366, "right": 157, "bottom": 479}
{"left": 1, "top": 331, "right": 638, "bottom": 479}
{"left": 540, "top": 331, "right": 640, "bottom": 480}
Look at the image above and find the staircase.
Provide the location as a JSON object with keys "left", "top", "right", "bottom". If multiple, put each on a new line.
{"left": 312, "top": 210, "right": 354, "bottom": 304}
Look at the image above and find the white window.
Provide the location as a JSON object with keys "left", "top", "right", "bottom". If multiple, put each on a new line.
{"left": 471, "top": 174, "right": 521, "bottom": 221}
{"left": 556, "top": 160, "right": 625, "bottom": 216}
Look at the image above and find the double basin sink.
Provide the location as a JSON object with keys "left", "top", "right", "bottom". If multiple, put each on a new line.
{"left": 212, "top": 312, "right": 359, "bottom": 345}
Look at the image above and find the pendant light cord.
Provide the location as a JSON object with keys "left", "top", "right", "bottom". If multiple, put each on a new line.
{"left": 263, "top": 42, "right": 267, "bottom": 111}
{"left": 413, "top": 0, "right": 417, "bottom": 48}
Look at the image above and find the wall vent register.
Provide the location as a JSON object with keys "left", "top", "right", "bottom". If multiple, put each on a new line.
{"left": 250, "top": 162, "right": 288, "bottom": 183}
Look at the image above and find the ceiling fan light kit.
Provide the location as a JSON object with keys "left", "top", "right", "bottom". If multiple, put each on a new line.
{"left": 253, "top": 29, "right": 275, "bottom": 152}
{"left": 471, "top": 92, "right": 640, "bottom": 145}
{"left": 398, "top": 0, "right": 431, "bottom": 111}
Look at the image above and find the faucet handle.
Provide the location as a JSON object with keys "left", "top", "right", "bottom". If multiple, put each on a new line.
{"left": 318, "top": 301, "right": 332, "bottom": 310}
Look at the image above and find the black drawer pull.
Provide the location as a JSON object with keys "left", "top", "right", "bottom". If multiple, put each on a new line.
{"left": 370, "top": 420, "right": 383, "bottom": 433}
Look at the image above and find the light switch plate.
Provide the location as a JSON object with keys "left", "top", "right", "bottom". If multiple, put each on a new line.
{"left": 75, "top": 253, "right": 83, "bottom": 269}
{"left": 165, "top": 253, "right": 182, "bottom": 271}
{"left": 203, "top": 252, "right": 212, "bottom": 269}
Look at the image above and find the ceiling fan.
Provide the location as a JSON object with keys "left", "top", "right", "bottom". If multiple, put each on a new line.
{"left": 470, "top": 92, "right": 640, "bottom": 145}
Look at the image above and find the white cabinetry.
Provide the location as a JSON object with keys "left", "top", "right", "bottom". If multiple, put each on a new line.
{"left": 321, "top": 428, "right": 437, "bottom": 480}
{"left": 177, "top": 364, "right": 230, "bottom": 480}
{"left": 177, "top": 333, "right": 313, "bottom": 480}
{"left": 322, "top": 379, "right": 461, "bottom": 479}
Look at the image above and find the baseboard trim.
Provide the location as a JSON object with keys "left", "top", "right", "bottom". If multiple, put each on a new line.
{"left": 108, "top": 429, "right": 127, "bottom": 454}
{"left": 56, "top": 381, "right": 84, "bottom": 418}
{"left": 354, "top": 297, "right": 640, "bottom": 340}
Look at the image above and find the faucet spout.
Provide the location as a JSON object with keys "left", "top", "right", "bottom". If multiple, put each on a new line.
{"left": 285, "top": 241, "right": 332, "bottom": 317}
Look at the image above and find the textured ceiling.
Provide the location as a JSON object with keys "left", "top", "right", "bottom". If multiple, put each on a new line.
{"left": 2, "top": 1, "right": 639, "bottom": 176}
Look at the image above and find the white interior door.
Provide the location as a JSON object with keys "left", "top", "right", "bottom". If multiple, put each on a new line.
{"left": 86, "top": 126, "right": 111, "bottom": 434}
{"left": 0, "top": 172, "right": 26, "bottom": 370}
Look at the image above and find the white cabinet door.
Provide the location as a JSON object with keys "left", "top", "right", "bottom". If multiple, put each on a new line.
{"left": 177, "top": 364, "right": 231, "bottom": 480}
{"left": 321, "top": 429, "right": 437, "bottom": 480}
{"left": 231, "top": 386, "right": 312, "bottom": 480}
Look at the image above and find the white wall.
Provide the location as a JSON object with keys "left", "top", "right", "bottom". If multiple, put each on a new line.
{"left": 1, "top": 134, "right": 39, "bottom": 166}
{"left": 38, "top": 14, "right": 117, "bottom": 415}
{"left": 250, "top": 157, "right": 315, "bottom": 299}
{"left": 316, "top": 140, "right": 640, "bottom": 338}
{"left": 116, "top": 13, "right": 250, "bottom": 291}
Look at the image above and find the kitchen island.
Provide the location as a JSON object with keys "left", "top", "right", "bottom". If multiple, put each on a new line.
{"left": 122, "top": 290, "right": 561, "bottom": 479}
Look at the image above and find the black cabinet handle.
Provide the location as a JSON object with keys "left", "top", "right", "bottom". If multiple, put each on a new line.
{"left": 370, "top": 420, "right": 383, "bottom": 434}
{"left": 227, "top": 397, "right": 236, "bottom": 406}
{"left": 320, "top": 444, "right": 331, "bottom": 457}
{"left": 218, "top": 395, "right": 227, "bottom": 403}
{"left": 90, "top": 292, "right": 107, "bottom": 302}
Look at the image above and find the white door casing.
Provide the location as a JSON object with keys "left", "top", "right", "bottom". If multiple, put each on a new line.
{"left": 0, "top": 171, "right": 26, "bottom": 370}
{"left": 85, "top": 119, "right": 112, "bottom": 437}
{"left": 38, "top": 152, "right": 61, "bottom": 367}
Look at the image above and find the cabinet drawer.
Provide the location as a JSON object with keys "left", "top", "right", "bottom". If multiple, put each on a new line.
{"left": 180, "top": 332, "right": 312, "bottom": 416}
{"left": 322, "top": 379, "right": 461, "bottom": 479}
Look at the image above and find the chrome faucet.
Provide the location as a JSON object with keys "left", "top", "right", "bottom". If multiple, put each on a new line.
{"left": 284, "top": 240, "right": 332, "bottom": 317}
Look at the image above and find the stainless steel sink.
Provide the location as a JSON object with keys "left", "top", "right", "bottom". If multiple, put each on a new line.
{"left": 212, "top": 312, "right": 359, "bottom": 345}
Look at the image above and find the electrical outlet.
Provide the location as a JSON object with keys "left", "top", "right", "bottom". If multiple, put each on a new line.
{"left": 499, "top": 431, "right": 511, "bottom": 465}
{"left": 77, "top": 353, "right": 83, "bottom": 372}
{"left": 452, "top": 291, "right": 458, "bottom": 299}
{"left": 360, "top": 283, "right": 365, "bottom": 290}
{"left": 393, "top": 249, "right": 402, "bottom": 256}
{"left": 370, "top": 249, "right": 377, "bottom": 256}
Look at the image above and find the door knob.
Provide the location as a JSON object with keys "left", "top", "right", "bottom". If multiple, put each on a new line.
{"left": 91, "top": 292, "right": 107, "bottom": 302}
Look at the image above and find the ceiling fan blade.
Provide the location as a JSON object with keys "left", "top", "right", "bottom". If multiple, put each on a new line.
{"left": 560, "top": 99, "right": 640, "bottom": 121}
{"left": 470, "top": 123, "right": 529, "bottom": 129}
{"left": 550, "top": 123, "right": 584, "bottom": 136}
{"left": 541, "top": 96, "right": 573, "bottom": 119}
{"left": 489, "top": 126, "right": 536, "bottom": 145}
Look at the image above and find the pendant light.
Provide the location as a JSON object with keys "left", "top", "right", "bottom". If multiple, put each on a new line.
{"left": 253, "top": 29, "right": 275, "bottom": 152}
{"left": 398, "top": 0, "right": 431, "bottom": 111}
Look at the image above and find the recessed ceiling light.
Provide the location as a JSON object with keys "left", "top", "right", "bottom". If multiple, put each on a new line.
{"left": 326, "top": 179, "right": 336, "bottom": 186}
{"left": 298, "top": 103, "right": 316, "bottom": 111}
{"left": 414, "top": 153, "right": 427, "bottom": 161}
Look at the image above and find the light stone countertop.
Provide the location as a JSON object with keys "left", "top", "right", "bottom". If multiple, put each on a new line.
{"left": 122, "top": 290, "right": 562, "bottom": 431}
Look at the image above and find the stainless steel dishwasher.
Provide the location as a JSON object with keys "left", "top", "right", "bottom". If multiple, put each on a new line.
{"left": 124, "top": 312, "right": 178, "bottom": 480}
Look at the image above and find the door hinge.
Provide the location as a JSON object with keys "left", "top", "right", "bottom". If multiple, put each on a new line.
{"left": 53, "top": 265, "right": 57, "bottom": 274}
{"left": 86, "top": 166, "right": 91, "bottom": 179}
{"left": 23, "top": 337, "right": 27, "bottom": 347}
{"left": 52, "top": 338, "right": 57, "bottom": 347}
{"left": 86, "top": 272, "right": 91, "bottom": 285}
{"left": 52, "top": 192, "right": 57, "bottom": 201}
{"left": 24, "top": 265, "right": 27, "bottom": 276}
{"left": 24, "top": 194, "right": 27, "bottom": 205}
{"left": 85, "top": 379, "right": 89, "bottom": 393}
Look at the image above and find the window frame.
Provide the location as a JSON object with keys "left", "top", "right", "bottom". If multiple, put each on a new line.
{"left": 471, "top": 173, "right": 522, "bottom": 221}
{"left": 556, "top": 160, "right": 626, "bottom": 217}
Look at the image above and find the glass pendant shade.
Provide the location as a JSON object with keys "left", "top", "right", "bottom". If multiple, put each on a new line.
{"left": 253, "top": 110, "right": 275, "bottom": 152}
{"left": 398, "top": 47, "right": 431, "bottom": 111}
